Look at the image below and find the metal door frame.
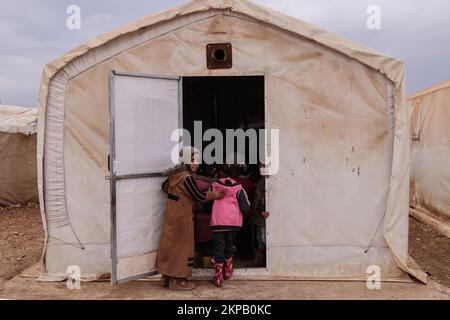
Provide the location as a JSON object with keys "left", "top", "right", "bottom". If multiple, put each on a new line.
{"left": 108, "top": 70, "right": 182, "bottom": 284}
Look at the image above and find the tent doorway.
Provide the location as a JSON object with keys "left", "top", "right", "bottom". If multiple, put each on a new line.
{"left": 182, "top": 76, "right": 267, "bottom": 269}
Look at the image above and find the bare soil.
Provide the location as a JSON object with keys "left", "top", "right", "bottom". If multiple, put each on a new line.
{"left": 0, "top": 205, "right": 448, "bottom": 300}
{"left": 1, "top": 276, "right": 449, "bottom": 300}
{"left": 0, "top": 204, "right": 44, "bottom": 284}
{"left": 409, "top": 217, "right": 450, "bottom": 287}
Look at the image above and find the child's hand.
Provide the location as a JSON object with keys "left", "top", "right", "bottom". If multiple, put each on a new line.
{"left": 213, "top": 190, "right": 226, "bottom": 200}
{"left": 261, "top": 211, "right": 270, "bottom": 219}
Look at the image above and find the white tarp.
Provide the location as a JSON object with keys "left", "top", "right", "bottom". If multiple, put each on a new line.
{"left": 37, "top": 0, "right": 424, "bottom": 282}
{"left": 0, "top": 105, "right": 37, "bottom": 135}
{"left": 0, "top": 105, "right": 38, "bottom": 206}
{"left": 409, "top": 80, "right": 450, "bottom": 237}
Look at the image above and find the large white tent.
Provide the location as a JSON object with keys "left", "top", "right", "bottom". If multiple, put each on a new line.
{"left": 37, "top": 0, "right": 424, "bottom": 283}
{"left": 0, "top": 105, "right": 38, "bottom": 206}
{"left": 409, "top": 80, "right": 450, "bottom": 237}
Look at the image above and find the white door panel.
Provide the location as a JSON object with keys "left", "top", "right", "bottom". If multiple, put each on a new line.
{"left": 109, "top": 71, "right": 180, "bottom": 284}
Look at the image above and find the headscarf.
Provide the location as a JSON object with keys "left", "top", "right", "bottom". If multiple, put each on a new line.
{"left": 164, "top": 146, "right": 201, "bottom": 177}
{"left": 179, "top": 146, "right": 201, "bottom": 165}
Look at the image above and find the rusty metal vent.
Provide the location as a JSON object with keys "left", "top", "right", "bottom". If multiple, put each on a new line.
{"left": 207, "top": 43, "right": 232, "bottom": 69}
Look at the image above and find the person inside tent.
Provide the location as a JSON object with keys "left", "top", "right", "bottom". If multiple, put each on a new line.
{"left": 232, "top": 163, "right": 257, "bottom": 262}
{"left": 251, "top": 162, "right": 270, "bottom": 266}
{"left": 157, "top": 147, "right": 225, "bottom": 291}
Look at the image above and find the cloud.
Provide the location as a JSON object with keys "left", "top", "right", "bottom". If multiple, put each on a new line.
{"left": 253, "top": 0, "right": 450, "bottom": 93}
{"left": 0, "top": 0, "right": 449, "bottom": 106}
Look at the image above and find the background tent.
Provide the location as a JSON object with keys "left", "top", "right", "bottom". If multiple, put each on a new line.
{"left": 409, "top": 80, "right": 450, "bottom": 237}
{"left": 0, "top": 105, "right": 38, "bottom": 206}
{"left": 37, "top": 0, "right": 424, "bottom": 283}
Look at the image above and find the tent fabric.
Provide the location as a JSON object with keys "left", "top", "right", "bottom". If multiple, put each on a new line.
{"left": 409, "top": 80, "right": 450, "bottom": 237}
{"left": 409, "top": 79, "right": 450, "bottom": 100}
{"left": 0, "top": 105, "right": 37, "bottom": 135}
{"left": 0, "top": 105, "right": 38, "bottom": 206}
{"left": 37, "top": 0, "right": 424, "bottom": 281}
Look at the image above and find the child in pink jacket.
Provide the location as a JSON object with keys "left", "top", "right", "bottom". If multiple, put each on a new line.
{"left": 209, "top": 165, "right": 250, "bottom": 287}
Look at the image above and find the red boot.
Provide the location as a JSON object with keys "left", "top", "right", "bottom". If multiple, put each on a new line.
{"left": 213, "top": 263, "right": 224, "bottom": 287}
{"left": 223, "top": 257, "right": 234, "bottom": 280}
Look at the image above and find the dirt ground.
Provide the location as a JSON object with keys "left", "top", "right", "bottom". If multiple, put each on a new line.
{"left": 0, "top": 204, "right": 43, "bottom": 284}
{"left": 409, "top": 217, "right": 450, "bottom": 287}
{"left": 1, "top": 276, "right": 449, "bottom": 300}
{"left": 0, "top": 206, "right": 449, "bottom": 300}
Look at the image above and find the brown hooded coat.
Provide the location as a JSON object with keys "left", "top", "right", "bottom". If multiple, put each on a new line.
{"left": 156, "top": 166, "right": 198, "bottom": 278}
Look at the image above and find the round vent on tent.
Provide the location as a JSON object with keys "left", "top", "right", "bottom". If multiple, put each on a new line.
{"left": 207, "top": 43, "right": 232, "bottom": 69}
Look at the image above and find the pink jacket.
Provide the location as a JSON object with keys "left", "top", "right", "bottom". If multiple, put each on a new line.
{"left": 210, "top": 178, "right": 250, "bottom": 232}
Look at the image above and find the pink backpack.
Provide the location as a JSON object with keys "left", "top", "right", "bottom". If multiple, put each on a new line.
{"left": 210, "top": 178, "right": 244, "bottom": 231}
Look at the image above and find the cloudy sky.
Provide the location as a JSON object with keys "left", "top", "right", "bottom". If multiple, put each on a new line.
{"left": 0, "top": 0, "right": 449, "bottom": 107}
